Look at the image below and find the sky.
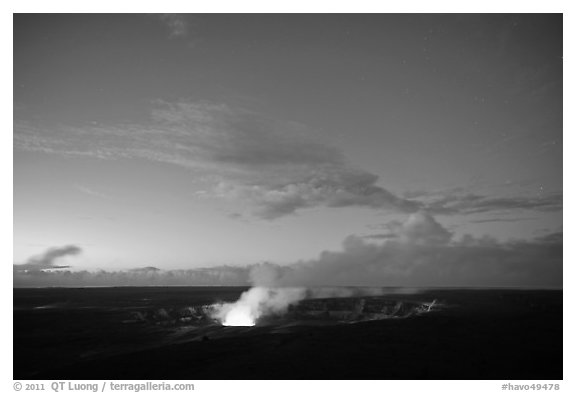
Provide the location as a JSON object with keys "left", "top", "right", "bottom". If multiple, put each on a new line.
{"left": 13, "top": 14, "right": 563, "bottom": 287}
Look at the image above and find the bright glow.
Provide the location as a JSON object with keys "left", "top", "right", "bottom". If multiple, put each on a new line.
{"left": 213, "top": 287, "right": 307, "bottom": 327}
{"left": 222, "top": 304, "right": 256, "bottom": 326}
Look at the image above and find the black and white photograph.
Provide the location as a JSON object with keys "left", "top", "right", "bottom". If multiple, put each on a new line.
{"left": 11, "top": 7, "right": 567, "bottom": 386}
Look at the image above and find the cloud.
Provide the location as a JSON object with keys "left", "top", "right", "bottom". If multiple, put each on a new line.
{"left": 14, "top": 100, "right": 560, "bottom": 219}
{"left": 362, "top": 233, "right": 398, "bottom": 240}
{"left": 13, "top": 264, "right": 251, "bottom": 287}
{"left": 363, "top": 212, "right": 451, "bottom": 245}
{"left": 399, "top": 212, "right": 452, "bottom": 246}
{"left": 75, "top": 184, "right": 112, "bottom": 199}
{"left": 14, "top": 101, "right": 419, "bottom": 219}
{"left": 470, "top": 217, "right": 536, "bottom": 224}
{"left": 415, "top": 190, "right": 562, "bottom": 215}
{"left": 14, "top": 245, "right": 82, "bottom": 272}
{"left": 229, "top": 167, "right": 420, "bottom": 219}
{"left": 148, "top": 101, "right": 345, "bottom": 169}
{"left": 258, "top": 213, "right": 562, "bottom": 288}
{"left": 158, "top": 14, "right": 189, "bottom": 38}
{"left": 14, "top": 215, "right": 562, "bottom": 289}
{"left": 534, "top": 231, "right": 562, "bottom": 244}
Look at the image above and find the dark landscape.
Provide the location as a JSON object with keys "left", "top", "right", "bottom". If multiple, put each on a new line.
{"left": 14, "top": 287, "right": 562, "bottom": 380}
{"left": 13, "top": 13, "right": 564, "bottom": 383}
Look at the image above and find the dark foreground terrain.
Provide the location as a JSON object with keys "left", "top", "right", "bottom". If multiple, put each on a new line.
{"left": 14, "top": 287, "right": 562, "bottom": 379}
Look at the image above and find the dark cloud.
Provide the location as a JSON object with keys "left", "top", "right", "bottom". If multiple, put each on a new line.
{"left": 14, "top": 245, "right": 82, "bottom": 272}
{"left": 129, "top": 266, "right": 161, "bottom": 273}
{"left": 533, "top": 231, "right": 562, "bottom": 244}
{"left": 362, "top": 233, "right": 398, "bottom": 240}
{"left": 245, "top": 167, "right": 421, "bottom": 219}
{"left": 470, "top": 217, "right": 536, "bottom": 224}
{"left": 420, "top": 192, "right": 562, "bottom": 215}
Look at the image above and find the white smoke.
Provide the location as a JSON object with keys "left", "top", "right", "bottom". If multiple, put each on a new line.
{"left": 210, "top": 283, "right": 421, "bottom": 326}
{"left": 210, "top": 261, "right": 422, "bottom": 326}
{"left": 212, "top": 286, "right": 307, "bottom": 326}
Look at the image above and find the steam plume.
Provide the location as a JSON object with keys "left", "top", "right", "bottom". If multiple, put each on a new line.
{"left": 213, "top": 287, "right": 307, "bottom": 326}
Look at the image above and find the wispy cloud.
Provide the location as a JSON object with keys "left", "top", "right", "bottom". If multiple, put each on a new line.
{"left": 470, "top": 217, "right": 536, "bottom": 224}
{"left": 14, "top": 101, "right": 419, "bottom": 219}
{"left": 158, "top": 14, "right": 189, "bottom": 38}
{"left": 14, "top": 100, "right": 561, "bottom": 219}
{"left": 424, "top": 192, "right": 562, "bottom": 215}
{"left": 403, "top": 185, "right": 562, "bottom": 215}
{"left": 74, "top": 184, "right": 112, "bottom": 200}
